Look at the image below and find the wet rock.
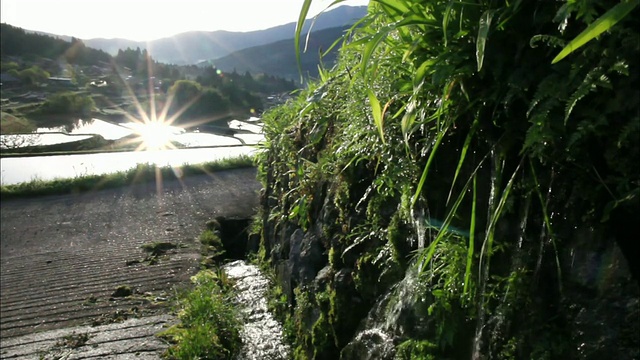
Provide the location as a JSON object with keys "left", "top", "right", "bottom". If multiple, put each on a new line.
{"left": 341, "top": 329, "right": 395, "bottom": 360}
{"left": 314, "top": 266, "right": 333, "bottom": 290}
{"left": 289, "top": 229, "right": 326, "bottom": 285}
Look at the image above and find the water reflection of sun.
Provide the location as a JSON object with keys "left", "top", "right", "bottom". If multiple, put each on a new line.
{"left": 103, "top": 56, "right": 248, "bottom": 196}
{"left": 129, "top": 120, "right": 181, "bottom": 150}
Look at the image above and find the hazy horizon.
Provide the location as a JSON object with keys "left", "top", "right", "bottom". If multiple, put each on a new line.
{"left": 0, "top": 0, "right": 369, "bottom": 42}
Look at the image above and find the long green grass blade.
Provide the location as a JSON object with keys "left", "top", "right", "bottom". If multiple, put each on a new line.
{"left": 552, "top": 0, "right": 639, "bottom": 64}
{"left": 295, "top": 0, "right": 313, "bottom": 83}
{"left": 463, "top": 174, "right": 477, "bottom": 298}
{"left": 360, "top": 26, "right": 392, "bottom": 79}
{"left": 443, "top": 1, "right": 454, "bottom": 47}
{"left": 446, "top": 118, "right": 478, "bottom": 205}
{"left": 304, "top": 0, "right": 347, "bottom": 54}
{"left": 372, "top": 0, "right": 410, "bottom": 16}
{"left": 529, "top": 161, "right": 563, "bottom": 294}
{"left": 401, "top": 100, "right": 416, "bottom": 149}
{"left": 412, "top": 127, "right": 448, "bottom": 207}
{"left": 417, "top": 159, "right": 479, "bottom": 276}
{"left": 479, "top": 159, "right": 522, "bottom": 278}
{"left": 366, "top": 89, "right": 386, "bottom": 144}
{"left": 476, "top": 10, "right": 495, "bottom": 72}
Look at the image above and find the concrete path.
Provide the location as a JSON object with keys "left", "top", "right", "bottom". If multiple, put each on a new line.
{"left": 0, "top": 167, "right": 261, "bottom": 359}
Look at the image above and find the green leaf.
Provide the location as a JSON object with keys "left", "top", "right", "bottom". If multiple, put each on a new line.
{"left": 401, "top": 99, "right": 417, "bottom": 149}
{"left": 360, "top": 26, "right": 392, "bottom": 80}
{"left": 294, "top": 0, "right": 313, "bottom": 83}
{"left": 463, "top": 174, "right": 477, "bottom": 299}
{"left": 476, "top": 10, "right": 495, "bottom": 72}
{"left": 372, "top": 0, "right": 410, "bottom": 16}
{"left": 367, "top": 89, "right": 386, "bottom": 144}
{"left": 446, "top": 118, "right": 478, "bottom": 205}
{"left": 552, "top": 0, "right": 639, "bottom": 64}
{"left": 443, "top": 1, "right": 455, "bottom": 47}
{"left": 412, "top": 127, "right": 448, "bottom": 207}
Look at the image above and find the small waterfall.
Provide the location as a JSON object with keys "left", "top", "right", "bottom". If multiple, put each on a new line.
{"left": 223, "top": 260, "right": 290, "bottom": 360}
{"left": 412, "top": 207, "right": 427, "bottom": 249}
{"left": 342, "top": 266, "right": 424, "bottom": 359}
{"left": 472, "top": 150, "right": 503, "bottom": 360}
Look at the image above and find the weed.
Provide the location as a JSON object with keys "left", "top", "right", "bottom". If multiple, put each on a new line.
{"left": 162, "top": 270, "right": 242, "bottom": 359}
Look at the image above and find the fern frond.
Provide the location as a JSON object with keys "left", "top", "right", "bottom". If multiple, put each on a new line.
{"left": 564, "top": 66, "right": 604, "bottom": 124}
{"left": 611, "top": 60, "right": 630, "bottom": 76}
{"left": 529, "top": 34, "right": 566, "bottom": 49}
{"left": 527, "top": 76, "right": 559, "bottom": 118}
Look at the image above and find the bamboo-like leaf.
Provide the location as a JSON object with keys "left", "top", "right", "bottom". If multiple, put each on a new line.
{"left": 361, "top": 26, "right": 392, "bottom": 79}
{"left": 401, "top": 100, "right": 417, "bottom": 149}
{"left": 529, "top": 161, "right": 563, "bottom": 294}
{"left": 295, "top": 0, "right": 313, "bottom": 83}
{"left": 367, "top": 89, "right": 386, "bottom": 144}
{"left": 552, "top": 0, "right": 639, "bottom": 64}
{"left": 415, "top": 59, "right": 436, "bottom": 85}
{"left": 463, "top": 174, "right": 477, "bottom": 298}
{"left": 446, "top": 118, "right": 478, "bottom": 205}
{"left": 412, "top": 127, "right": 448, "bottom": 207}
{"left": 417, "top": 159, "right": 478, "bottom": 276}
{"left": 479, "top": 159, "right": 522, "bottom": 280}
{"left": 305, "top": 0, "right": 348, "bottom": 54}
{"left": 372, "top": 0, "right": 410, "bottom": 16}
{"left": 476, "top": 10, "right": 495, "bottom": 72}
{"left": 443, "top": 0, "right": 455, "bottom": 47}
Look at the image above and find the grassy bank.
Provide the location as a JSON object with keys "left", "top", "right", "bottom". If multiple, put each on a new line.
{"left": 158, "top": 228, "right": 242, "bottom": 359}
{"left": 0, "top": 155, "right": 255, "bottom": 200}
{"left": 158, "top": 269, "right": 242, "bottom": 360}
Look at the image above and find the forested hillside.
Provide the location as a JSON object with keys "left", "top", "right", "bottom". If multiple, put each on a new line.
{"left": 1, "top": 24, "right": 297, "bottom": 136}
{"left": 256, "top": 1, "right": 639, "bottom": 359}
{"left": 210, "top": 26, "right": 350, "bottom": 81}
{"left": 1, "top": 24, "right": 111, "bottom": 65}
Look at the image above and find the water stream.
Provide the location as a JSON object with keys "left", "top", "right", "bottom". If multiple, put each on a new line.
{"left": 222, "top": 260, "right": 290, "bottom": 360}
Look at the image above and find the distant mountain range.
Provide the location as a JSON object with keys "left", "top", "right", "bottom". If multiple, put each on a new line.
{"left": 81, "top": 5, "right": 366, "bottom": 65}
{"left": 210, "top": 25, "right": 351, "bottom": 81}
{"left": 13, "top": 5, "right": 367, "bottom": 82}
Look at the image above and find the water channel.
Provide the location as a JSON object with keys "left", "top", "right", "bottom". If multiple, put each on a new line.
{"left": 0, "top": 118, "right": 264, "bottom": 185}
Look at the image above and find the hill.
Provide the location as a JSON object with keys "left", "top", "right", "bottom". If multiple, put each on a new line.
{"left": 82, "top": 5, "right": 366, "bottom": 65}
{"left": 208, "top": 25, "right": 350, "bottom": 81}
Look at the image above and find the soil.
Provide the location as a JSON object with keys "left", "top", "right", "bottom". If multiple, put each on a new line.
{"left": 0, "top": 167, "right": 261, "bottom": 358}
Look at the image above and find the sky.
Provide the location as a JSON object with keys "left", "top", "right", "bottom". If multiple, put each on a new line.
{"left": 0, "top": 0, "right": 370, "bottom": 41}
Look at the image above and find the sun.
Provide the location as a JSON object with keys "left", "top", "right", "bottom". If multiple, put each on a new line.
{"left": 136, "top": 121, "right": 176, "bottom": 150}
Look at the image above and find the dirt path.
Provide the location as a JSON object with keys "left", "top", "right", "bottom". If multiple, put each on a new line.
{"left": 0, "top": 167, "right": 261, "bottom": 358}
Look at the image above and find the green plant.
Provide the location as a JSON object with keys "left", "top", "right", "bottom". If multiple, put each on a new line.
{"left": 254, "top": 0, "right": 639, "bottom": 357}
{"left": 39, "top": 92, "right": 95, "bottom": 116}
{"left": 162, "top": 270, "right": 242, "bottom": 359}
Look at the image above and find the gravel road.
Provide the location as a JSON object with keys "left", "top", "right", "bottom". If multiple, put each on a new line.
{"left": 0, "top": 167, "right": 261, "bottom": 359}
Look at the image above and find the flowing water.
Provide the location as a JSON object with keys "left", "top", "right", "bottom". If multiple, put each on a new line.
{"left": 222, "top": 260, "right": 290, "bottom": 360}
{"left": 342, "top": 266, "right": 424, "bottom": 359}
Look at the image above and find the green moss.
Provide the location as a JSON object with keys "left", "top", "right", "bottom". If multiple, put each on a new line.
{"left": 311, "top": 313, "right": 336, "bottom": 359}
{"left": 388, "top": 211, "right": 412, "bottom": 269}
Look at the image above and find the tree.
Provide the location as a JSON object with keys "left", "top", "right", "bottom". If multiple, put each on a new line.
{"left": 40, "top": 92, "right": 95, "bottom": 117}
{"left": 17, "top": 66, "right": 49, "bottom": 85}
